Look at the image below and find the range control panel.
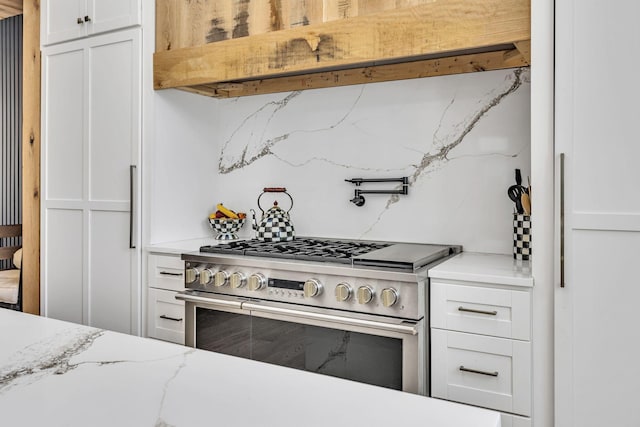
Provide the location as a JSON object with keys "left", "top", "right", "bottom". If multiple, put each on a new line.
{"left": 184, "top": 261, "right": 422, "bottom": 320}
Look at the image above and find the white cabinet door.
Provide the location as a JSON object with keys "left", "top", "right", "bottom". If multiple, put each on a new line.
{"left": 88, "top": 0, "right": 141, "bottom": 36}
{"left": 41, "top": 0, "right": 85, "bottom": 46}
{"left": 555, "top": 1, "right": 640, "bottom": 426}
{"left": 41, "top": 0, "right": 141, "bottom": 46}
{"left": 42, "top": 29, "right": 141, "bottom": 335}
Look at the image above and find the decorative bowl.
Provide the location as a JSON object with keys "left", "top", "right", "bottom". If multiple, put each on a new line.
{"left": 208, "top": 217, "right": 245, "bottom": 240}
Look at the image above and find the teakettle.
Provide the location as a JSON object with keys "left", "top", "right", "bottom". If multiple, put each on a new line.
{"left": 250, "top": 188, "right": 295, "bottom": 242}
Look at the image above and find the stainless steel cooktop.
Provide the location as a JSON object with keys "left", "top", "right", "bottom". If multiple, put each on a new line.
{"left": 199, "top": 237, "right": 460, "bottom": 272}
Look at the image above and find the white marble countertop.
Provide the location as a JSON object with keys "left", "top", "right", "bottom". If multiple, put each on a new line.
{"left": 429, "top": 252, "right": 533, "bottom": 288}
{"left": 0, "top": 310, "right": 501, "bottom": 427}
{"left": 145, "top": 237, "right": 233, "bottom": 255}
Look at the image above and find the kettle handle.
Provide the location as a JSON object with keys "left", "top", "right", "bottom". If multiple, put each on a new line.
{"left": 257, "top": 188, "right": 294, "bottom": 214}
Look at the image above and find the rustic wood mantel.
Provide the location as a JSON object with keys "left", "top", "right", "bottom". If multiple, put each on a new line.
{"left": 154, "top": 0, "right": 531, "bottom": 98}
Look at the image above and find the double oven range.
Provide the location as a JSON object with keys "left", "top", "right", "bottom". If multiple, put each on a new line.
{"left": 179, "top": 238, "right": 460, "bottom": 395}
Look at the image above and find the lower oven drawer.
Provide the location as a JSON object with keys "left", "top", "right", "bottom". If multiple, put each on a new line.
{"left": 148, "top": 288, "right": 185, "bottom": 345}
{"left": 431, "top": 329, "right": 531, "bottom": 416}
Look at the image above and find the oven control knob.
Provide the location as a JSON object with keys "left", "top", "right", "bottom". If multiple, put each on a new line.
{"left": 357, "top": 286, "right": 374, "bottom": 304}
{"left": 303, "top": 279, "right": 322, "bottom": 298}
{"left": 200, "top": 268, "right": 214, "bottom": 286}
{"left": 230, "top": 272, "right": 246, "bottom": 289}
{"left": 381, "top": 288, "right": 399, "bottom": 307}
{"left": 214, "top": 270, "right": 229, "bottom": 287}
{"left": 247, "top": 273, "right": 267, "bottom": 291}
{"left": 335, "top": 283, "right": 352, "bottom": 302}
{"left": 185, "top": 268, "right": 199, "bottom": 285}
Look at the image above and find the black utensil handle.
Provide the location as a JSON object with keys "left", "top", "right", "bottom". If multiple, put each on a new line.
{"left": 515, "top": 168, "right": 522, "bottom": 186}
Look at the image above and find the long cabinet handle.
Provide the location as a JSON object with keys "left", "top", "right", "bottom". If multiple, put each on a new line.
{"left": 459, "top": 366, "right": 499, "bottom": 377}
{"left": 560, "top": 153, "right": 565, "bottom": 288}
{"left": 159, "top": 315, "right": 183, "bottom": 322}
{"left": 458, "top": 306, "right": 497, "bottom": 316}
{"left": 129, "top": 165, "right": 136, "bottom": 249}
{"left": 159, "top": 271, "right": 183, "bottom": 277}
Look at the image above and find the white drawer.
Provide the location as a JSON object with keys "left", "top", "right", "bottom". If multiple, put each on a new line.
{"left": 431, "top": 329, "right": 531, "bottom": 416}
{"left": 431, "top": 282, "right": 531, "bottom": 340}
{"left": 147, "top": 288, "right": 185, "bottom": 345}
{"left": 148, "top": 253, "right": 185, "bottom": 292}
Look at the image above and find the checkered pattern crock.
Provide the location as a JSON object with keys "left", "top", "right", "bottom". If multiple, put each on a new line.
{"left": 513, "top": 214, "right": 531, "bottom": 260}
{"left": 256, "top": 216, "right": 295, "bottom": 242}
{"left": 209, "top": 218, "right": 245, "bottom": 240}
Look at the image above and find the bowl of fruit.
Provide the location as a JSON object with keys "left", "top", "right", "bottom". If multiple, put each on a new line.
{"left": 208, "top": 203, "right": 247, "bottom": 240}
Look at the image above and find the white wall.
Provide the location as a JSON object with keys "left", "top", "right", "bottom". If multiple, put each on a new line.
{"left": 151, "top": 68, "right": 531, "bottom": 254}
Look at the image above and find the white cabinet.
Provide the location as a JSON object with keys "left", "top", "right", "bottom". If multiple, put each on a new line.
{"left": 431, "top": 329, "right": 531, "bottom": 416}
{"left": 41, "top": 29, "right": 141, "bottom": 335}
{"left": 147, "top": 253, "right": 185, "bottom": 344}
{"left": 555, "top": 2, "right": 640, "bottom": 426}
{"left": 429, "top": 253, "right": 533, "bottom": 426}
{"left": 42, "top": 0, "right": 141, "bottom": 46}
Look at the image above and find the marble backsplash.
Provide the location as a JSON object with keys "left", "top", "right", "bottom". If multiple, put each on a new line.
{"left": 151, "top": 68, "right": 531, "bottom": 254}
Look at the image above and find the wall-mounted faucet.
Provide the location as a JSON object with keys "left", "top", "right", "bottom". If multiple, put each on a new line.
{"left": 345, "top": 177, "right": 409, "bottom": 207}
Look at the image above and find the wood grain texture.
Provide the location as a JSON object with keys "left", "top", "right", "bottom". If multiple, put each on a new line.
{"left": 0, "top": 0, "right": 22, "bottom": 20}
{"left": 22, "top": 0, "right": 40, "bottom": 315}
{"left": 178, "top": 48, "right": 528, "bottom": 98}
{"left": 155, "top": 0, "right": 434, "bottom": 51}
{"left": 154, "top": 0, "right": 531, "bottom": 90}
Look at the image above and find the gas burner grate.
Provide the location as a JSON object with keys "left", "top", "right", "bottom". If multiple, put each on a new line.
{"left": 200, "top": 238, "right": 391, "bottom": 264}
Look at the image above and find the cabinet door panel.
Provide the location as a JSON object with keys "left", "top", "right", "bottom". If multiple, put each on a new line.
{"left": 89, "top": 37, "right": 137, "bottom": 202}
{"left": 43, "top": 209, "right": 84, "bottom": 324}
{"left": 555, "top": 1, "right": 640, "bottom": 426}
{"left": 43, "top": 47, "right": 85, "bottom": 201}
{"left": 88, "top": 0, "right": 141, "bottom": 35}
{"left": 42, "top": 0, "right": 85, "bottom": 46}
{"left": 89, "top": 210, "right": 133, "bottom": 333}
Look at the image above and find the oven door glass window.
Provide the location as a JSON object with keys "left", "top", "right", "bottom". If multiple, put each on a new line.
{"left": 194, "top": 307, "right": 403, "bottom": 390}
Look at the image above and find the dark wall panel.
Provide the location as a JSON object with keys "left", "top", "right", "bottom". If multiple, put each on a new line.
{"left": 0, "top": 14, "right": 22, "bottom": 268}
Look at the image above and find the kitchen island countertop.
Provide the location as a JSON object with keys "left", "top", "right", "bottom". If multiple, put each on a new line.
{"left": 0, "top": 309, "right": 501, "bottom": 427}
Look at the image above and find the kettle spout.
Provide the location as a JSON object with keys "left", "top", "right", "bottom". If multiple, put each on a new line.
{"left": 249, "top": 209, "right": 258, "bottom": 231}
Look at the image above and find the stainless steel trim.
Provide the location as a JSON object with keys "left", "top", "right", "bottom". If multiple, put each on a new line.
{"left": 129, "top": 165, "right": 136, "bottom": 249}
{"left": 159, "top": 314, "right": 183, "bottom": 322}
{"left": 458, "top": 306, "right": 498, "bottom": 316}
{"left": 159, "top": 271, "right": 183, "bottom": 277}
{"left": 459, "top": 366, "right": 499, "bottom": 377}
{"left": 175, "top": 292, "right": 243, "bottom": 310}
{"left": 560, "top": 153, "right": 565, "bottom": 288}
{"left": 243, "top": 301, "right": 418, "bottom": 335}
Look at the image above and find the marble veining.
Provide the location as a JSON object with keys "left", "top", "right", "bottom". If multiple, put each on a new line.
{"left": 0, "top": 328, "right": 103, "bottom": 394}
{"left": 361, "top": 68, "right": 529, "bottom": 233}
{"left": 315, "top": 331, "right": 351, "bottom": 373}
{"left": 0, "top": 310, "right": 501, "bottom": 426}
{"left": 218, "top": 87, "right": 365, "bottom": 174}
{"left": 153, "top": 68, "right": 531, "bottom": 254}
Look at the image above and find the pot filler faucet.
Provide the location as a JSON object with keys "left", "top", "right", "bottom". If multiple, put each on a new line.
{"left": 345, "top": 177, "right": 409, "bottom": 206}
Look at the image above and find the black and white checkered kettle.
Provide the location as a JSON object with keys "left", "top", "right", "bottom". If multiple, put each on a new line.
{"left": 249, "top": 188, "right": 295, "bottom": 242}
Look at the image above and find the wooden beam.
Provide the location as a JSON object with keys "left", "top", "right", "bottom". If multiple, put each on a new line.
{"left": 22, "top": 0, "right": 40, "bottom": 315}
{"left": 514, "top": 40, "right": 531, "bottom": 65}
{"left": 0, "top": 0, "right": 22, "bottom": 20}
{"left": 178, "top": 48, "right": 529, "bottom": 98}
{"left": 154, "top": 0, "right": 531, "bottom": 90}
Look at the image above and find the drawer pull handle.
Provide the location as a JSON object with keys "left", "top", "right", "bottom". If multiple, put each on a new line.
{"left": 159, "top": 271, "right": 183, "bottom": 277}
{"left": 160, "top": 315, "right": 183, "bottom": 322}
{"left": 458, "top": 306, "right": 498, "bottom": 316}
{"left": 459, "top": 366, "right": 499, "bottom": 377}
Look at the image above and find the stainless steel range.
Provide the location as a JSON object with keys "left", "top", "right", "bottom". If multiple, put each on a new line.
{"left": 178, "top": 237, "right": 461, "bottom": 395}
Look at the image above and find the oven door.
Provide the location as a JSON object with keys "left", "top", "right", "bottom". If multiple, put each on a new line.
{"left": 177, "top": 291, "right": 426, "bottom": 394}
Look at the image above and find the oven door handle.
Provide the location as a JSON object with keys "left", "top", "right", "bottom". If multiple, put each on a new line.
{"left": 242, "top": 302, "right": 418, "bottom": 336}
{"left": 175, "top": 292, "right": 243, "bottom": 310}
